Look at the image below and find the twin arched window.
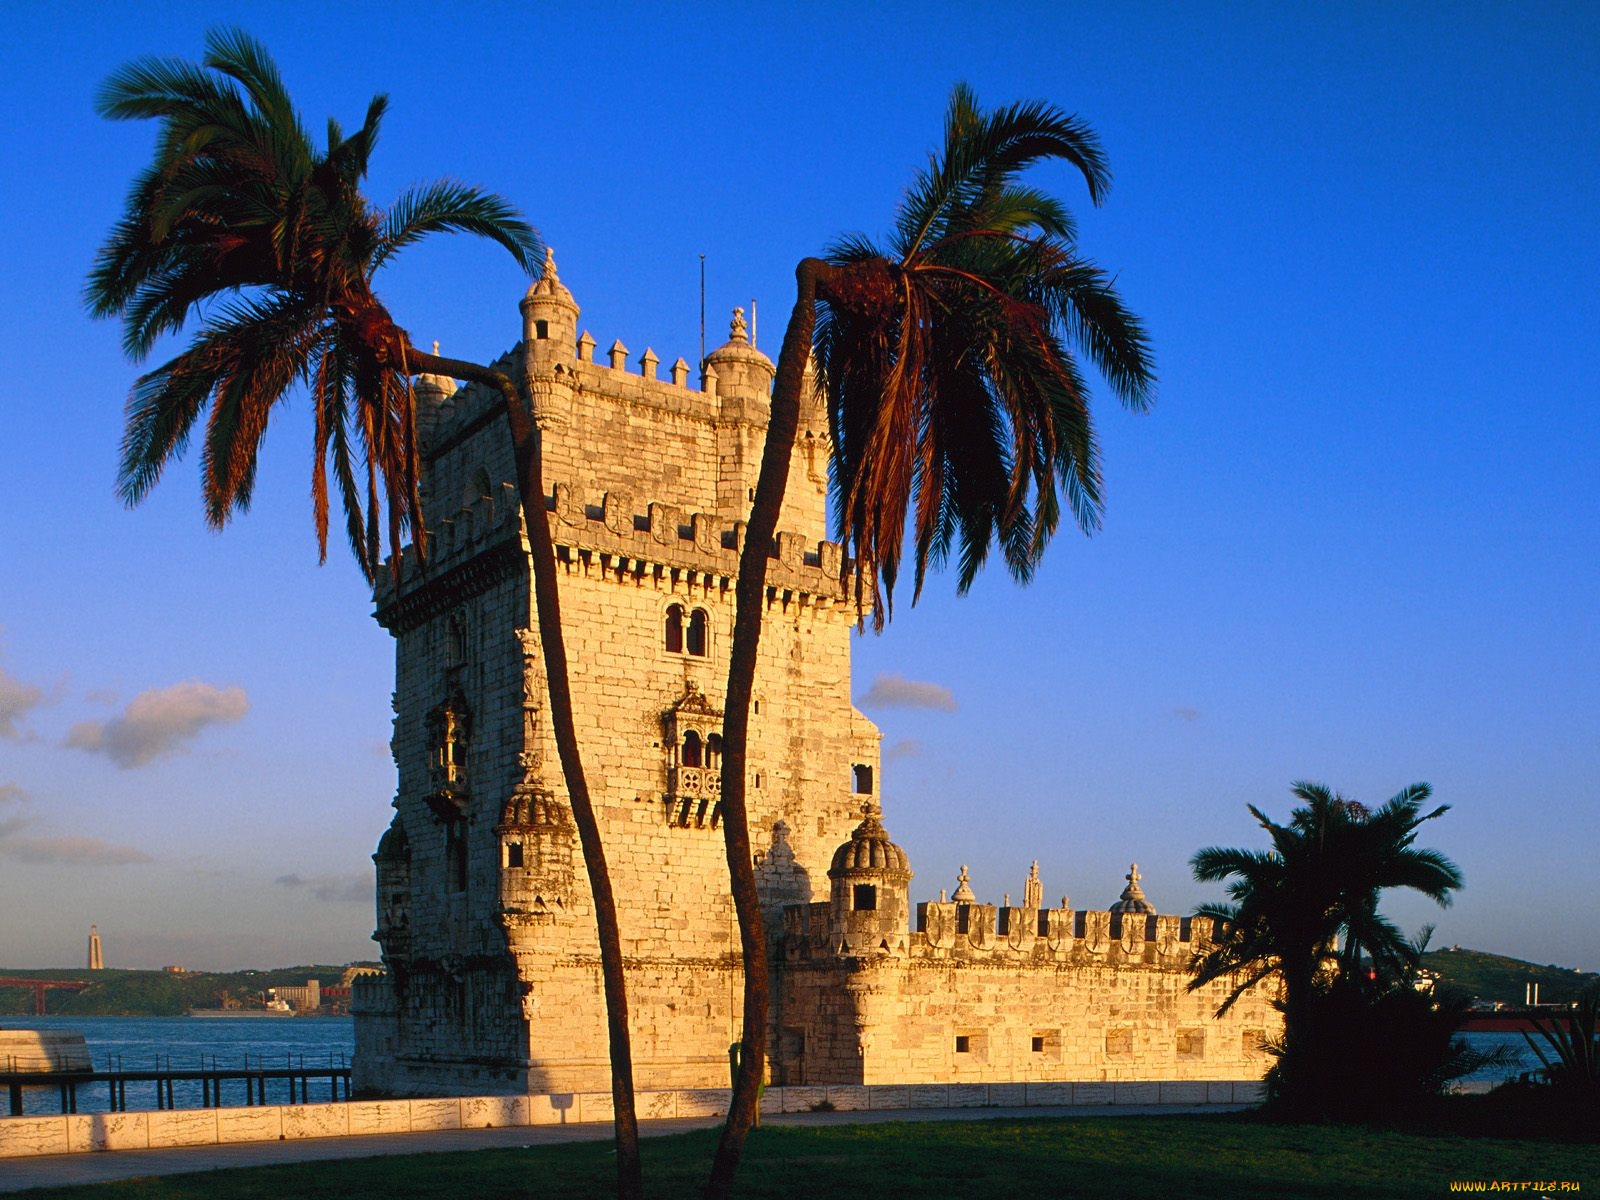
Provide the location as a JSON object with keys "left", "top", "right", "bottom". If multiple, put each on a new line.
{"left": 665, "top": 604, "right": 709, "bottom": 656}
{"left": 680, "top": 731, "right": 722, "bottom": 768}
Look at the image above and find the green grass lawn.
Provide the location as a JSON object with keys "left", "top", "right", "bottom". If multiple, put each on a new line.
{"left": 14, "top": 1115, "right": 1599, "bottom": 1199}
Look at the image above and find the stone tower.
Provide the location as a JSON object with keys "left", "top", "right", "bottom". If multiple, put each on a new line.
{"left": 355, "top": 260, "right": 881, "bottom": 1096}
{"left": 86, "top": 925, "right": 103, "bottom": 971}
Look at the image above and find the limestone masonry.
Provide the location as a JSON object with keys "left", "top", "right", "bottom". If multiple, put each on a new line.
{"left": 351, "top": 253, "right": 1277, "bottom": 1097}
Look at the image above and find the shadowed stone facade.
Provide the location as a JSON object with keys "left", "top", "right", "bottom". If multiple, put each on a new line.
{"left": 352, "top": 257, "right": 1277, "bottom": 1097}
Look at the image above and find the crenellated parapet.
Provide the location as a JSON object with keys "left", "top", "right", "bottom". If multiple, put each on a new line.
{"left": 373, "top": 479, "right": 526, "bottom": 633}
{"left": 782, "top": 819, "right": 1222, "bottom": 971}
{"left": 546, "top": 481, "right": 850, "bottom": 604}
{"left": 373, "top": 473, "right": 855, "bottom": 630}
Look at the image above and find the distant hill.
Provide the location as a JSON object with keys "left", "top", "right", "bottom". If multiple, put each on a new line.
{"left": 1423, "top": 947, "right": 1598, "bottom": 1006}
{"left": 0, "top": 966, "right": 364, "bottom": 1017}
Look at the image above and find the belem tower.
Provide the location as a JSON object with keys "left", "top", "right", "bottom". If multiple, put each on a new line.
{"left": 351, "top": 253, "right": 1278, "bottom": 1097}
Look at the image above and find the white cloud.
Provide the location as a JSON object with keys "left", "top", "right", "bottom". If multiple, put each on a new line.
{"left": 65, "top": 681, "right": 248, "bottom": 768}
{"left": 275, "top": 872, "right": 371, "bottom": 904}
{"left": 858, "top": 672, "right": 958, "bottom": 712}
{"left": 0, "top": 663, "right": 47, "bottom": 740}
{"left": 0, "top": 782, "right": 28, "bottom": 806}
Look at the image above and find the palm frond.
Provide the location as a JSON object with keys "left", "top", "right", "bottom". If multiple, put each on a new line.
{"left": 375, "top": 181, "right": 541, "bottom": 274}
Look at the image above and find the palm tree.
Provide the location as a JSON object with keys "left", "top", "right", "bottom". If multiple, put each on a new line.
{"left": 708, "top": 83, "right": 1156, "bottom": 1196}
{"left": 87, "top": 32, "right": 643, "bottom": 1199}
{"left": 1189, "top": 781, "right": 1462, "bottom": 1116}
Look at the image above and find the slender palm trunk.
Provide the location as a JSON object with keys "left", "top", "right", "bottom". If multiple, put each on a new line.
{"left": 406, "top": 349, "right": 644, "bottom": 1200}
{"left": 1277, "top": 954, "right": 1318, "bottom": 1120}
{"left": 705, "top": 258, "right": 830, "bottom": 1200}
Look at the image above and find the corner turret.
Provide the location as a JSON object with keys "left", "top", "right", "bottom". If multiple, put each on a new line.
{"left": 520, "top": 247, "right": 580, "bottom": 367}
{"left": 705, "top": 307, "right": 774, "bottom": 422}
{"left": 827, "top": 801, "right": 912, "bottom": 956}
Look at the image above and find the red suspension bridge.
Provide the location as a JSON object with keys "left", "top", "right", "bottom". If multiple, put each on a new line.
{"left": 0, "top": 977, "right": 92, "bottom": 1015}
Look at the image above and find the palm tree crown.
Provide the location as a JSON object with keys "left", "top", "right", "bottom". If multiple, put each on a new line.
{"left": 814, "top": 82, "right": 1156, "bottom": 622}
{"left": 87, "top": 28, "right": 540, "bottom": 578}
{"left": 1189, "top": 781, "right": 1463, "bottom": 1014}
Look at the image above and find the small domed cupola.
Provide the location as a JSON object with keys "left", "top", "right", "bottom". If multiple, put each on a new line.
{"left": 827, "top": 801, "right": 913, "bottom": 955}
{"left": 829, "top": 800, "right": 911, "bottom": 878}
{"left": 414, "top": 340, "right": 459, "bottom": 450}
{"left": 1109, "top": 863, "right": 1156, "bottom": 915}
{"left": 521, "top": 247, "right": 580, "bottom": 362}
{"left": 704, "top": 307, "right": 774, "bottom": 419}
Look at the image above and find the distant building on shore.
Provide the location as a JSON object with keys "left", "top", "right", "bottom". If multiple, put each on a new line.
{"left": 86, "top": 926, "right": 103, "bottom": 971}
{"left": 267, "top": 980, "right": 321, "bottom": 1012}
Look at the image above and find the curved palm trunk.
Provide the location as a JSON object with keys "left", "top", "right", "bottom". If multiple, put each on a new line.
{"left": 706, "top": 258, "right": 830, "bottom": 1200}
{"left": 406, "top": 349, "right": 643, "bottom": 1200}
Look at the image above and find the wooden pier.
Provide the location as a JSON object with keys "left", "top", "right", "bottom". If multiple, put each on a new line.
{"left": 3, "top": 1054, "right": 352, "bottom": 1116}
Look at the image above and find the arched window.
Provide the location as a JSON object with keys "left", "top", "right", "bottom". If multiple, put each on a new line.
{"left": 706, "top": 734, "right": 723, "bottom": 770}
{"left": 447, "top": 613, "right": 468, "bottom": 667}
{"left": 686, "top": 609, "right": 708, "bottom": 657}
{"left": 449, "top": 719, "right": 470, "bottom": 779}
{"left": 665, "top": 604, "right": 684, "bottom": 653}
{"left": 852, "top": 764, "right": 873, "bottom": 795}
{"left": 682, "top": 730, "right": 703, "bottom": 768}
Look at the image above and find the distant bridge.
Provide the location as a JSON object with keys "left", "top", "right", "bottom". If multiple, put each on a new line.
{"left": 0, "top": 978, "right": 92, "bottom": 1015}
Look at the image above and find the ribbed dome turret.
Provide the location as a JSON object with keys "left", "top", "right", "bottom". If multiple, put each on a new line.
{"left": 1109, "top": 863, "right": 1156, "bottom": 915}
{"left": 829, "top": 801, "right": 911, "bottom": 878}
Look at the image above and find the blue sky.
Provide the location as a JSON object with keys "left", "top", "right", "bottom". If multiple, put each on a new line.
{"left": 0, "top": 3, "right": 1595, "bottom": 972}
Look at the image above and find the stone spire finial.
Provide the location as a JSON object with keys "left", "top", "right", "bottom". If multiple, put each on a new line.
{"left": 952, "top": 864, "right": 975, "bottom": 903}
{"left": 729, "top": 306, "right": 749, "bottom": 343}
{"left": 1023, "top": 859, "right": 1043, "bottom": 910}
{"left": 524, "top": 246, "right": 576, "bottom": 306}
{"left": 432, "top": 340, "right": 440, "bottom": 356}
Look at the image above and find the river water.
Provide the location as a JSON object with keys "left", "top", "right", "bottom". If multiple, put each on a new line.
{"left": 4, "top": 1015, "right": 354, "bottom": 1115}
{"left": 1, "top": 1016, "right": 1542, "bottom": 1116}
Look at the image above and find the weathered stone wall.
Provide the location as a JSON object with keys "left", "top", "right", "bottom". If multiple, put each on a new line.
{"left": 777, "top": 908, "right": 1277, "bottom": 1086}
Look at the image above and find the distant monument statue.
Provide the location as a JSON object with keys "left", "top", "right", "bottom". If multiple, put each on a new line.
{"left": 86, "top": 925, "right": 103, "bottom": 971}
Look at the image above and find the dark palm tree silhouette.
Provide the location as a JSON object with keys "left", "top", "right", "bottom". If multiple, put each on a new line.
{"left": 708, "top": 83, "right": 1156, "bottom": 1197}
{"left": 1189, "top": 781, "right": 1463, "bottom": 1116}
{"left": 86, "top": 32, "right": 643, "bottom": 1198}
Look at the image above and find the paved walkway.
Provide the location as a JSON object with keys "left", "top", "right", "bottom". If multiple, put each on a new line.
{"left": 0, "top": 1103, "right": 1242, "bottom": 1193}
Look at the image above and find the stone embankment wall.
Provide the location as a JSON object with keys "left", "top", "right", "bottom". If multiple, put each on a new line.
{"left": 0, "top": 1078, "right": 1267, "bottom": 1158}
